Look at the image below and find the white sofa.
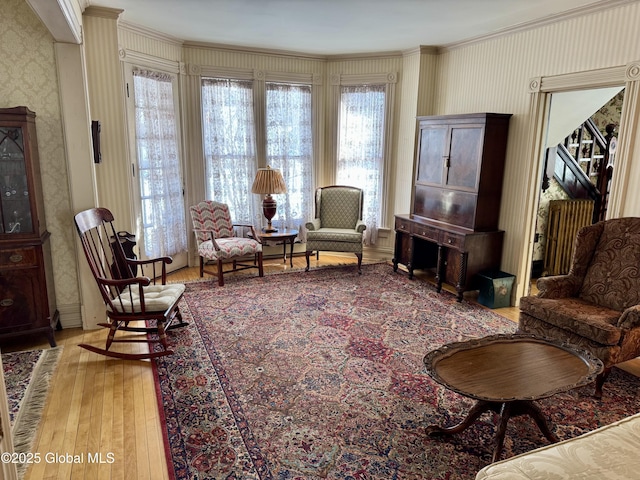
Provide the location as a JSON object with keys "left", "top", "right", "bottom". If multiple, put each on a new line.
{"left": 476, "top": 413, "right": 640, "bottom": 480}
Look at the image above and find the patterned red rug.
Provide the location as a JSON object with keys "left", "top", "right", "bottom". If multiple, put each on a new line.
{"left": 153, "top": 263, "right": 640, "bottom": 479}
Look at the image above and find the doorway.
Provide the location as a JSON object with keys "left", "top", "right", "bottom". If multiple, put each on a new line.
{"left": 531, "top": 86, "right": 624, "bottom": 281}
{"left": 516, "top": 62, "right": 640, "bottom": 302}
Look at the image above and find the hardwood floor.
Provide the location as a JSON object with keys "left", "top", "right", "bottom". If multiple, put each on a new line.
{"left": 3, "top": 253, "right": 638, "bottom": 479}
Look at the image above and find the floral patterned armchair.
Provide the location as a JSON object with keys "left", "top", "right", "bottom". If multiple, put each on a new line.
{"left": 305, "top": 186, "right": 366, "bottom": 273}
{"left": 519, "top": 217, "right": 640, "bottom": 397}
{"left": 190, "top": 200, "right": 263, "bottom": 286}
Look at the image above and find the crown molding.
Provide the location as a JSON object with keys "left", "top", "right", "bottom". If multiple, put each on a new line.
{"left": 119, "top": 21, "right": 183, "bottom": 46}
{"left": 440, "top": 0, "right": 635, "bottom": 52}
{"left": 183, "top": 39, "right": 403, "bottom": 62}
{"left": 328, "top": 50, "right": 403, "bottom": 61}
{"left": 183, "top": 40, "right": 327, "bottom": 61}
{"left": 83, "top": 6, "right": 123, "bottom": 19}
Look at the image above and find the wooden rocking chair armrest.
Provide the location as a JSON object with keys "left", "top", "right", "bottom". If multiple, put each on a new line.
{"left": 126, "top": 257, "right": 172, "bottom": 284}
{"left": 98, "top": 276, "right": 152, "bottom": 288}
{"left": 128, "top": 256, "right": 174, "bottom": 266}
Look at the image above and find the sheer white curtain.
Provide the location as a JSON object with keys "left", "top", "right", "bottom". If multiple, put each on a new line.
{"left": 132, "top": 68, "right": 187, "bottom": 258}
{"left": 336, "top": 84, "right": 386, "bottom": 244}
{"left": 266, "top": 82, "right": 314, "bottom": 241}
{"left": 201, "top": 78, "right": 260, "bottom": 224}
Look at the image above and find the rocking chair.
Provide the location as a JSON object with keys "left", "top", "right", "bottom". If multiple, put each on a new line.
{"left": 74, "top": 207, "right": 187, "bottom": 360}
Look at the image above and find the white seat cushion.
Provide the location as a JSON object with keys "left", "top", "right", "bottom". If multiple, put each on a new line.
{"left": 108, "top": 283, "right": 185, "bottom": 313}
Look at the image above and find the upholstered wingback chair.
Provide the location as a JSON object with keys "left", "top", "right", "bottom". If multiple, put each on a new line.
{"left": 190, "top": 200, "right": 263, "bottom": 286}
{"left": 519, "top": 217, "right": 640, "bottom": 397}
{"left": 305, "top": 186, "right": 366, "bottom": 273}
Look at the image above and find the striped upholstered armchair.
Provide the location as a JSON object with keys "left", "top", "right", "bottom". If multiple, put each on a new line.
{"left": 305, "top": 186, "right": 366, "bottom": 273}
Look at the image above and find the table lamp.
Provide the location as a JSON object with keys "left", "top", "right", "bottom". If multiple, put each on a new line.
{"left": 251, "top": 166, "right": 287, "bottom": 232}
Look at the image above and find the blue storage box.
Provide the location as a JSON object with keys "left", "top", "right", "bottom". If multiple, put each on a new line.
{"left": 476, "top": 270, "right": 515, "bottom": 309}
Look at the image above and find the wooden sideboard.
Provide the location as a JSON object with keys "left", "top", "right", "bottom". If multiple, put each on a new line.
{"left": 393, "top": 113, "right": 511, "bottom": 301}
{"left": 393, "top": 214, "right": 503, "bottom": 301}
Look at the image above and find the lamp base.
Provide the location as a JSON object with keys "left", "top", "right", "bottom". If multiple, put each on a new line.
{"left": 262, "top": 195, "right": 278, "bottom": 233}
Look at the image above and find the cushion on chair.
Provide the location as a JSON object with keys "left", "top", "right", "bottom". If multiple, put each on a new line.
{"left": 108, "top": 284, "right": 186, "bottom": 314}
{"left": 318, "top": 188, "right": 362, "bottom": 229}
{"left": 197, "top": 237, "right": 262, "bottom": 261}
{"left": 307, "top": 228, "right": 363, "bottom": 243}
{"left": 519, "top": 296, "right": 621, "bottom": 345}
{"left": 579, "top": 219, "right": 640, "bottom": 312}
{"left": 519, "top": 312, "right": 621, "bottom": 367}
{"left": 306, "top": 228, "right": 364, "bottom": 253}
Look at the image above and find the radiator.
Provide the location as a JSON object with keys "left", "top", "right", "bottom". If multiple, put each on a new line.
{"left": 544, "top": 199, "right": 594, "bottom": 276}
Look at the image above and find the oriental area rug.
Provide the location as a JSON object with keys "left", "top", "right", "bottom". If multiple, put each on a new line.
{"left": 153, "top": 263, "right": 640, "bottom": 479}
{"left": 2, "top": 347, "right": 63, "bottom": 478}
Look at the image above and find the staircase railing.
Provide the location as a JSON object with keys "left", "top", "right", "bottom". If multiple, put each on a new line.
{"left": 555, "top": 118, "right": 614, "bottom": 221}
{"left": 553, "top": 143, "right": 601, "bottom": 223}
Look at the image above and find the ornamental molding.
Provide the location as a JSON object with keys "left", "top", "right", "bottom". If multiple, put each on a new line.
{"left": 528, "top": 77, "right": 541, "bottom": 93}
{"left": 536, "top": 66, "right": 627, "bottom": 93}
{"left": 331, "top": 72, "right": 397, "bottom": 86}
{"left": 625, "top": 61, "right": 640, "bottom": 82}
{"left": 119, "top": 48, "right": 181, "bottom": 74}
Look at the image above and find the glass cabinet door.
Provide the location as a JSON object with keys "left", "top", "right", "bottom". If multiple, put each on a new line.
{"left": 0, "top": 126, "right": 33, "bottom": 234}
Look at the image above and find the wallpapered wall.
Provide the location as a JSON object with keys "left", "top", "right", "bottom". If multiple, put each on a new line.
{"left": 0, "top": 0, "right": 79, "bottom": 323}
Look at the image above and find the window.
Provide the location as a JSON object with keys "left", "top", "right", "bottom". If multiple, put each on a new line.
{"left": 265, "top": 82, "right": 313, "bottom": 231}
{"left": 337, "top": 84, "right": 386, "bottom": 234}
{"left": 333, "top": 73, "right": 395, "bottom": 244}
{"left": 201, "top": 78, "right": 258, "bottom": 223}
{"left": 201, "top": 74, "right": 315, "bottom": 233}
{"left": 132, "top": 68, "right": 187, "bottom": 259}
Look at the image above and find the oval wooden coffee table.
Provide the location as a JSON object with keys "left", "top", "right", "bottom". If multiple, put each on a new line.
{"left": 423, "top": 334, "right": 603, "bottom": 462}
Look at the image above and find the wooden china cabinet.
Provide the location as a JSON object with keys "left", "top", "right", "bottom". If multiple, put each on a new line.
{"left": 393, "top": 113, "right": 511, "bottom": 301}
{"left": 0, "top": 107, "right": 58, "bottom": 346}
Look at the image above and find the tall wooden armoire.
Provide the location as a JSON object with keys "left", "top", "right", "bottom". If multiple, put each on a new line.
{"left": 393, "top": 113, "right": 511, "bottom": 301}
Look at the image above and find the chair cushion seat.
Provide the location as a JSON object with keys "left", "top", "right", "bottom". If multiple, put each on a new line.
{"left": 307, "top": 228, "right": 362, "bottom": 243}
{"left": 520, "top": 295, "right": 622, "bottom": 345}
{"left": 306, "top": 228, "right": 363, "bottom": 254}
{"left": 109, "top": 283, "right": 185, "bottom": 314}
{"left": 198, "top": 238, "right": 262, "bottom": 261}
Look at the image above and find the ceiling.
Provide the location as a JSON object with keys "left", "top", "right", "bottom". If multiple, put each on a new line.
{"left": 88, "top": 0, "right": 613, "bottom": 55}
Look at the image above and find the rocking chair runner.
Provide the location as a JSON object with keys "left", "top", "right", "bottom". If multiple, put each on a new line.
{"left": 74, "top": 207, "right": 187, "bottom": 360}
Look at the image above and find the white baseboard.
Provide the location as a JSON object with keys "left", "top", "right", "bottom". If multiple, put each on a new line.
{"left": 56, "top": 303, "right": 83, "bottom": 329}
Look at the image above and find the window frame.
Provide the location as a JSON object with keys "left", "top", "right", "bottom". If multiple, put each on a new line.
{"left": 329, "top": 72, "right": 397, "bottom": 229}
{"left": 122, "top": 53, "right": 189, "bottom": 272}
{"left": 199, "top": 67, "right": 322, "bottom": 230}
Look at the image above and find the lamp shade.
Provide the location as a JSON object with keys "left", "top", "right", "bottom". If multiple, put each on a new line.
{"left": 251, "top": 166, "right": 287, "bottom": 194}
